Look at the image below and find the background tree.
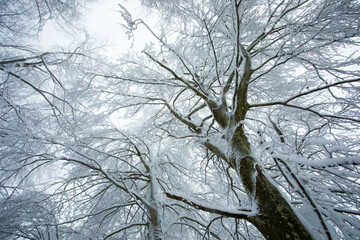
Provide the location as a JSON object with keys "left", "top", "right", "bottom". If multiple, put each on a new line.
{"left": 1, "top": 0, "right": 360, "bottom": 239}
{"left": 0, "top": 191, "right": 69, "bottom": 240}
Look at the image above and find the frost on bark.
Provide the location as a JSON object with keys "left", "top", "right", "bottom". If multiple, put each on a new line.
{"left": 206, "top": 42, "right": 314, "bottom": 239}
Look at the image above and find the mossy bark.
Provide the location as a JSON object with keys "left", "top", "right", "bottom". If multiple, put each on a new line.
{"left": 224, "top": 120, "right": 313, "bottom": 239}
{"left": 205, "top": 124, "right": 314, "bottom": 238}
{"left": 239, "top": 156, "right": 314, "bottom": 240}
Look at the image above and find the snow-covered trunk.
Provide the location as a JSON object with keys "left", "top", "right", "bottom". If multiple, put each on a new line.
{"left": 237, "top": 157, "right": 314, "bottom": 239}
{"left": 220, "top": 10, "right": 316, "bottom": 235}
{"left": 147, "top": 192, "right": 162, "bottom": 240}
{"left": 209, "top": 110, "right": 315, "bottom": 238}
{"left": 148, "top": 213, "right": 162, "bottom": 240}
{"left": 147, "top": 153, "right": 163, "bottom": 240}
{"left": 229, "top": 123, "right": 314, "bottom": 239}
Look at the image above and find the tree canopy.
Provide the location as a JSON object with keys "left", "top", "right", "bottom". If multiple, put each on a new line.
{"left": 1, "top": 0, "right": 360, "bottom": 239}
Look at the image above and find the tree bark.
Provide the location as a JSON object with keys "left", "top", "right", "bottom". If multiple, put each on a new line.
{"left": 239, "top": 156, "right": 314, "bottom": 240}
{"left": 224, "top": 118, "right": 314, "bottom": 239}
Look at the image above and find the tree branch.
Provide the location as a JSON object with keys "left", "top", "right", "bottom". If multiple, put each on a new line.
{"left": 250, "top": 102, "right": 360, "bottom": 123}
{"left": 143, "top": 52, "right": 209, "bottom": 100}
{"left": 104, "top": 222, "right": 147, "bottom": 240}
{"left": 165, "top": 191, "right": 254, "bottom": 219}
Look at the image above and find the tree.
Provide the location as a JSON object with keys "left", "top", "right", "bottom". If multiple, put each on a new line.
{"left": 0, "top": 191, "right": 69, "bottom": 240}
{"left": 113, "top": 0, "right": 360, "bottom": 239}
{"left": 1, "top": 0, "right": 360, "bottom": 239}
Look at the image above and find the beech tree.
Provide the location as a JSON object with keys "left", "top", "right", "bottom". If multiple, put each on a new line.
{"left": 111, "top": 0, "right": 360, "bottom": 239}
{"left": 1, "top": 0, "right": 360, "bottom": 239}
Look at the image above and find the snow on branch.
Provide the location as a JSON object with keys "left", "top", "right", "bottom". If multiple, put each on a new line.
{"left": 142, "top": 51, "right": 209, "bottom": 100}
{"left": 104, "top": 222, "right": 147, "bottom": 240}
{"left": 201, "top": 138, "right": 228, "bottom": 161}
{"left": 250, "top": 78, "right": 360, "bottom": 109}
{"left": 274, "top": 153, "right": 360, "bottom": 168}
{"left": 117, "top": 3, "right": 141, "bottom": 31}
{"left": 165, "top": 191, "right": 256, "bottom": 219}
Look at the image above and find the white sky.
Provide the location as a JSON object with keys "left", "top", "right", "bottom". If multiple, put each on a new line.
{"left": 39, "top": 0, "right": 156, "bottom": 58}
{"left": 38, "top": 0, "right": 162, "bottom": 129}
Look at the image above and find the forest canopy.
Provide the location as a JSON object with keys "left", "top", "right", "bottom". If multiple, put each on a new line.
{"left": 0, "top": 0, "right": 360, "bottom": 239}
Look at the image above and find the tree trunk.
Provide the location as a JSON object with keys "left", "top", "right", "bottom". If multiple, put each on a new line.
{"left": 148, "top": 220, "right": 162, "bottom": 240}
{"left": 239, "top": 156, "right": 314, "bottom": 240}
{"left": 147, "top": 164, "right": 163, "bottom": 240}
{"left": 222, "top": 120, "right": 315, "bottom": 239}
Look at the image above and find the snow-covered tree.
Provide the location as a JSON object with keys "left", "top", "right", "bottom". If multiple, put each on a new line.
{"left": 0, "top": 191, "right": 68, "bottom": 240}
{"left": 1, "top": 0, "right": 360, "bottom": 239}
{"left": 110, "top": 0, "right": 360, "bottom": 239}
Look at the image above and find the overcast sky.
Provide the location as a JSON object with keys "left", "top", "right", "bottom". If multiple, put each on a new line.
{"left": 39, "top": 0, "right": 155, "bottom": 58}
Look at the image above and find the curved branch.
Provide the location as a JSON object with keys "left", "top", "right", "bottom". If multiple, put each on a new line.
{"left": 104, "top": 222, "right": 147, "bottom": 240}
{"left": 202, "top": 138, "right": 228, "bottom": 162}
{"left": 143, "top": 52, "right": 209, "bottom": 100}
{"left": 165, "top": 191, "right": 254, "bottom": 219}
{"left": 250, "top": 102, "right": 360, "bottom": 123}
{"left": 284, "top": 78, "right": 360, "bottom": 103}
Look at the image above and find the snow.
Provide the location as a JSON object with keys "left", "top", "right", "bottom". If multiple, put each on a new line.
{"left": 166, "top": 191, "right": 258, "bottom": 217}
{"left": 273, "top": 153, "right": 360, "bottom": 168}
